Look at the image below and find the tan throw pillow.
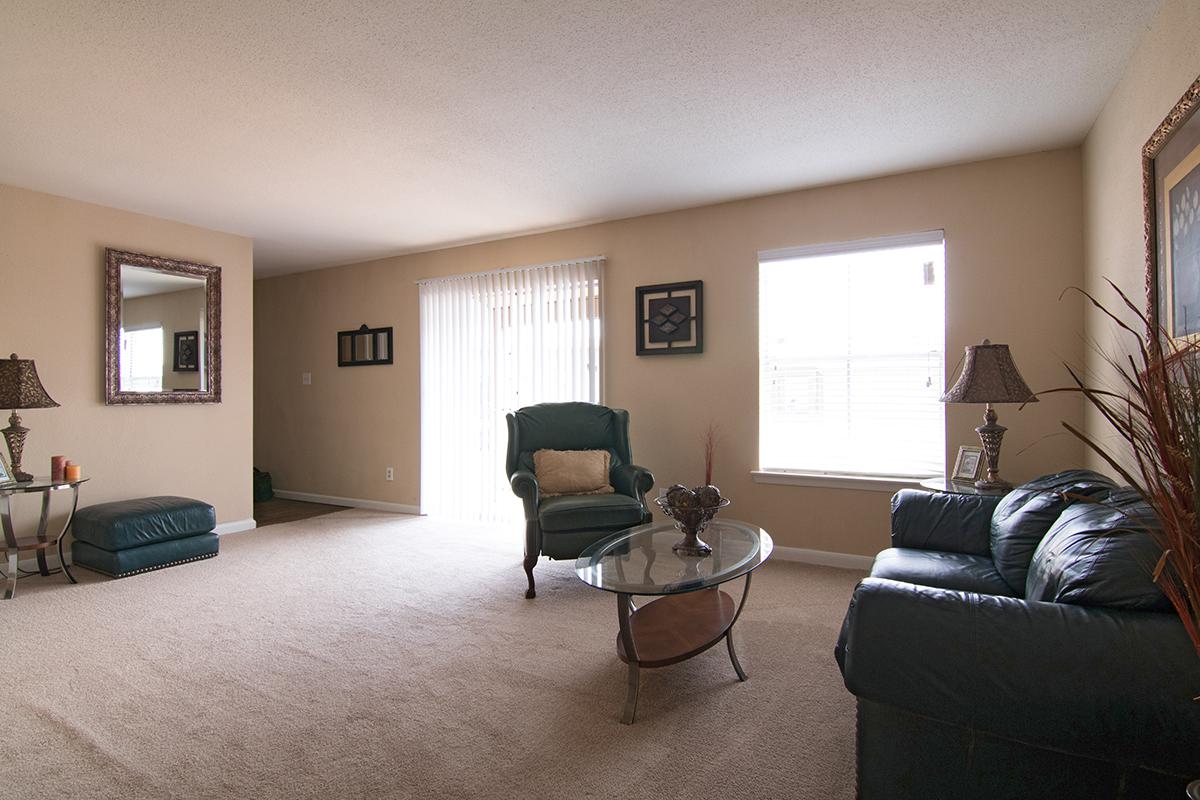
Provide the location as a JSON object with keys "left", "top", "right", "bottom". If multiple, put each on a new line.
{"left": 533, "top": 449, "right": 614, "bottom": 497}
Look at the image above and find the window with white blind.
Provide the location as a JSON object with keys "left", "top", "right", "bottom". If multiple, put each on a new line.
{"left": 119, "top": 326, "right": 164, "bottom": 392}
{"left": 758, "top": 232, "right": 945, "bottom": 479}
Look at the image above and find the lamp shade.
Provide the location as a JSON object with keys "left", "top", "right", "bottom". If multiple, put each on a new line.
{"left": 940, "top": 340, "right": 1037, "bottom": 405}
{"left": 0, "top": 354, "right": 59, "bottom": 410}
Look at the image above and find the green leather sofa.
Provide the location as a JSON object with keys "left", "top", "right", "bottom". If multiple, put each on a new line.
{"left": 506, "top": 402, "right": 654, "bottom": 598}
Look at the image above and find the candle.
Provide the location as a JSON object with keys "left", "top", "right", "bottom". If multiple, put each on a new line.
{"left": 64, "top": 463, "right": 81, "bottom": 482}
{"left": 51, "top": 455, "right": 67, "bottom": 482}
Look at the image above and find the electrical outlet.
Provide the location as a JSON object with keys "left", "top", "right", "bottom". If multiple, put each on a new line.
{"left": 302, "top": 372, "right": 312, "bottom": 385}
{"left": 385, "top": 467, "right": 394, "bottom": 481}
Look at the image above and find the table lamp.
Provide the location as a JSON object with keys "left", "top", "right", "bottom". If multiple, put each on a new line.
{"left": 940, "top": 340, "right": 1036, "bottom": 490}
{"left": 0, "top": 354, "right": 59, "bottom": 482}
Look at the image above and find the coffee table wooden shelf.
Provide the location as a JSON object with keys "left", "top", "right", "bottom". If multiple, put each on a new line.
{"left": 576, "top": 519, "right": 773, "bottom": 724}
{"left": 615, "top": 587, "right": 735, "bottom": 668}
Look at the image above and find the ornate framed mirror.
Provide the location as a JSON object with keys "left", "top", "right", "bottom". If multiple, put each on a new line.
{"left": 104, "top": 249, "right": 222, "bottom": 404}
{"left": 1143, "top": 75, "right": 1200, "bottom": 338}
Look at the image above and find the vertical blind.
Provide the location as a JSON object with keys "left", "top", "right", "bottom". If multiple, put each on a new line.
{"left": 758, "top": 232, "right": 945, "bottom": 477}
{"left": 419, "top": 257, "right": 604, "bottom": 520}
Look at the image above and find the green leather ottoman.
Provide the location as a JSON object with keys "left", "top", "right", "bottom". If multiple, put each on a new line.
{"left": 71, "top": 496, "right": 218, "bottom": 578}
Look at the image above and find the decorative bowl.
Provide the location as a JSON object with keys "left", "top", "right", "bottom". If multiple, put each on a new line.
{"left": 655, "top": 490, "right": 730, "bottom": 557}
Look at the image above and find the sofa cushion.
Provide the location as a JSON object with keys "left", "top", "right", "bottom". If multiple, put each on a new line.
{"left": 870, "top": 548, "right": 1015, "bottom": 596}
{"left": 72, "top": 496, "right": 216, "bottom": 550}
{"left": 538, "top": 493, "right": 645, "bottom": 532}
{"left": 990, "top": 469, "right": 1117, "bottom": 593}
{"left": 1025, "top": 489, "right": 1171, "bottom": 611}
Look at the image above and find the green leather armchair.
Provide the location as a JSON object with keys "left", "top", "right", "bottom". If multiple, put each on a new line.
{"left": 506, "top": 402, "right": 654, "bottom": 598}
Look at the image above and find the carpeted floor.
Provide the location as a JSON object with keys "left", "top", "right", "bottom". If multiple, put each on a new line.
{"left": 2, "top": 510, "right": 864, "bottom": 800}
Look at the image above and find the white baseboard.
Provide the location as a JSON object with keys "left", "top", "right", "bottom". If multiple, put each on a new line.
{"left": 772, "top": 545, "right": 873, "bottom": 571}
{"left": 213, "top": 518, "right": 257, "bottom": 536}
{"left": 273, "top": 490, "right": 421, "bottom": 516}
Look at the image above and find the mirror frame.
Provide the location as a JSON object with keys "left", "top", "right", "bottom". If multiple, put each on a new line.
{"left": 1142, "top": 74, "right": 1200, "bottom": 335}
{"left": 104, "top": 248, "right": 222, "bottom": 405}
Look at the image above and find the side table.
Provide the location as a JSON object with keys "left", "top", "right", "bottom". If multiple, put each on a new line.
{"left": 919, "top": 477, "right": 1009, "bottom": 497}
{"left": 1, "top": 476, "right": 89, "bottom": 599}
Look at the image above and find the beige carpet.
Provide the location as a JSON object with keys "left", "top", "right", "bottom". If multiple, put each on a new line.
{"left": 2, "top": 510, "right": 864, "bottom": 799}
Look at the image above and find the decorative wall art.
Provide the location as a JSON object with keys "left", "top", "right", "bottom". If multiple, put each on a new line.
{"left": 338, "top": 324, "right": 394, "bottom": 366}
{"left": 1144, "top": 74, "right": 1200, "bottom": 340}
{"left": 173, "top": 331, "right": 199, "bottom": 372}
{"left": 635, "top": 280, "right": 703, "bottom": 355}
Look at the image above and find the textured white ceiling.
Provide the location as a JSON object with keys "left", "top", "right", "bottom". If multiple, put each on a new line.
{"left": 0, "top": 1, "right": 1161, "bottom": 277}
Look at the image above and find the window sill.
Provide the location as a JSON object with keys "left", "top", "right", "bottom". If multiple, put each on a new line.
{"left": 749, "top": 470, "right": 928, "bottom": 493}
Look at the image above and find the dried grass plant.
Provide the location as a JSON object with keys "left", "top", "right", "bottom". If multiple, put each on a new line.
{"left": 702, "top": 423, "right": 719, "bottom": 487}
{"left": 1044, "top": 281, "right": 1200, "bottom": 660}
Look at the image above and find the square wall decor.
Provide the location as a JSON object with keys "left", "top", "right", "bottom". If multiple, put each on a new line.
{"left": 636, "top": 280, "right": 703, "bottom": 355}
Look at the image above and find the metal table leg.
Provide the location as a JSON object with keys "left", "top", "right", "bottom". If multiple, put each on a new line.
{"left": 4, "top": 551, "right": 16, "bottom": 600}
{"left": 57, "top": 485, "right": 81, "bottom": 584}
{"left": 616, "top": 591, "right": 640, "bottom": 724}
{"left": 725, "top": 572, "right": 754, "bottom": 681}
{"left": 2, "top": 496, "right": 17, "bottom": 600}
{"left": 35, "top": 490, "right": 51, "bottom": 575}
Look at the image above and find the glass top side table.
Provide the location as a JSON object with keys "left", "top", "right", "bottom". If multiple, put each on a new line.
{"left": 1, "top": 476, "right": 89, "bottom": 599}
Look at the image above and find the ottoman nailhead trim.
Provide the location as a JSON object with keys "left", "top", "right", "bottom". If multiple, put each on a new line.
{"left": 74, "top": 551, "right": 217, "bottom": 579}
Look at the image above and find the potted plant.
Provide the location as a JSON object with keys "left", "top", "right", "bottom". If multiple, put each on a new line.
{"left": 1047, "top": 281, "right": 1200, "bottom": 665}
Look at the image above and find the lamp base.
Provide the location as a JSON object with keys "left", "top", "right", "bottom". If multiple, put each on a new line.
{"left": 975, "top": 404, "right": 1011, "bottom": 491}
{"left": 3, "top": 410, "right": 31, "bottom": 483}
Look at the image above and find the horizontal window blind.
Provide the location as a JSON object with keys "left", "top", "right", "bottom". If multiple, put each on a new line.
{"left": 758, "top": 236, "right": 945, "bottom": 477}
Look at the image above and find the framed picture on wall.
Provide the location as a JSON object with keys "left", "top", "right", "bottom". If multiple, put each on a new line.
{"left": 1144, "top": 74, "right": 1200, "bottom": 340}
{"left": 635, "top": 280, "right": 703, "bottom": 355}
{"left": 174, "top": 330, "right": 200, "bottom": 372}
{"left": 951, "top": 445, "right": 983, "bottom": 483}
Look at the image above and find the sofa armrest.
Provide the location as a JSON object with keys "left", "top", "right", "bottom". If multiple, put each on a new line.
{"left": 890, "top": 489, "right": 999, "bottom": 556}
{"left": 837, "top": 577, "right": 1200, "bottom": 777}
{"left": 611, "top": 463, "right": 654, "bottom": 511}
{"left": 509, "top": 470, "right": 540, "bottom": 521}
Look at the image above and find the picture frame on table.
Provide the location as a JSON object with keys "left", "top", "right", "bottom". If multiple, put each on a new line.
{"left": 951, "top": 445, "right": 983, "bottom": 483}
{"left": 0, "top": 451, "right": 14, "bottom": 487}
{"left": 1143, "top": 74, "right": 1200, "bottom": 340}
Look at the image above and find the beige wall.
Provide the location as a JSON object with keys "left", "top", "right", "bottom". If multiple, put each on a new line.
{"left": 1081, "top": 0, "right": 1200, "bottom": 472}
{"left": 0, "top": 184, "right": 253, "bottom": 525}
{"left": 256, "top": 149, "right": 1087, "bottom": 556}
{"left": 122, "top": 287, "right": 205, "bottom": 392}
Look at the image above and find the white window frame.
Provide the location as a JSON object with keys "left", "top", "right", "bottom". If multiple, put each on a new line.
{"left": 752, "top": 230, "right": 946, "bottom": 492}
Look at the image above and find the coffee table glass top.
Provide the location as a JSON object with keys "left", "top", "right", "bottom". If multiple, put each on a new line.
{"left": 575, "top": 519, "right": 773, "bottom": 596}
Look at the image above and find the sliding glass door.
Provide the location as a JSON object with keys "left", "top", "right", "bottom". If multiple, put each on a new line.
{"left": 419, "top": 257, "right": 603, "bottom": 520}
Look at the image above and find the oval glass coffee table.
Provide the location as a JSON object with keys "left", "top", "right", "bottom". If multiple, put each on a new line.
{"left": 575, "top": 519, "right": 773, "bottom": 724}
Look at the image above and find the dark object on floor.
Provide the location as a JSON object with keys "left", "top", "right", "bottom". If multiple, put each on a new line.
{"left": 253, "top": 468, "right": 273, "bottom": 502}
{"left": 506, "top": 402, "right": 654, "bottom": 598}
{"left": 835, "top": 469, "right": 1200, "bottom": 799}
{"left": 71, "top": 496, "right": 218, "bottom": 578}
{"left": 254, "top": 498, "right": 344, "bottom": 528}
